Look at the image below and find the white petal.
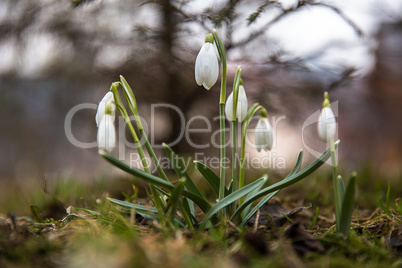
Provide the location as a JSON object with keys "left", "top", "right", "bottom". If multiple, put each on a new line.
{"left": 317, "top": 107, "right": 336, "bottom": 142}
{"left": 254, "top": 118, "right": 273, "bottom": 152}
{"left": 262, "top": 118, "right": 273, "bottom": 151}
{"left": 95, "top": 101, "right": 106, "bottom": 127}
{"left": 95, "top": 92, "right": 115, "bottom": 127}
{"left": 225, "top": 91, "right": 234, "bottom": 121}
{"left": 195, "top": 43, "right": 219, "bottom": 90}
{"left": 225, "top": 86, "right": 248, "bottom": 122}
{"left": 97, "top": 115, "right": 116, "bottom": 152}
{"left": 237, "top": 85, "right": 248, "bottom": 122}
{"left": 254, "top": 119, "right": 265, "bottom": 151}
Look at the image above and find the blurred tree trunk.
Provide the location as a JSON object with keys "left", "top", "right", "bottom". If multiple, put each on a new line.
{"left": 157, "top": 0, "right": 203, "bottom": 152}
{"left": 159, "top": 0, "right": 182, "bottom": 151}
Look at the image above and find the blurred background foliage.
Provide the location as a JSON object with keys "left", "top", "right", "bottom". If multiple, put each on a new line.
{"left": 0, "top": 0, "right": 401, "bottom": 187}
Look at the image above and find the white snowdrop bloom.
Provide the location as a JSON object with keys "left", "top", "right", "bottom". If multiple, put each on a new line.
{"left": 225, "top": 85, "right": 248, "bottom": 122}
{"left": 97, "top": 114, "right": 116, "bottom": 153}
{"left": 195, "top": 34, "right": 219, "bottom": 90}
{"left": 317, "top": 106, "right": 336, "bottom": 142}
{"left": 254, "top": 114, "right": 273, "bottom": 152}
{"left": 95, "top": 92, "right": 115, "bottom": 127}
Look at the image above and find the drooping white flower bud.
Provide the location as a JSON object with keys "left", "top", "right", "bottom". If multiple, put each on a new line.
{"left": 97, "top": 114, "right": 116, "bottom": 153}
{"left": 96, "top": 91, "right": 116, "bottom": 152}
{"left": 254, "top": 109, "right": 273, "bottom": 152}
{"left": 195, "top": 33, "right": 219, "bottom": 90}
{"left": 317, "top": 92, "right": 336, "bottom": 142}
{"left": 225, "top": 83, "right": 248, "bottom": 122}
{"left": 95, "top": 92, "right": 115, "bottom": 127}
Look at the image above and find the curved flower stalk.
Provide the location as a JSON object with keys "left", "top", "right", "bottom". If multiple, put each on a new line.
{"left": 317, "top": 93, "right": 336, "bottom": 142}
{"left": 211, "top": 30, "right": 228, "bottom": 202}
{"left": 238, "top": 103, "right": 263, "bottom": 203}
{"left": 195, "top": 33, "right": 219, "bottom": 90}
{"left": 254, "top": 108, "right": 273, "bottom": 152}
{"left": 227, "top": 67, "right": 242, "bottom": 195}
{"left": 96, "top": 92, "right": 116, "bottom": 152}
{"left": 225, "top": 80, "right": 248, "bottom": 122}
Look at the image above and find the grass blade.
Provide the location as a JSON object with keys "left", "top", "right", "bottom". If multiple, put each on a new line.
{"left": 108, "top": 197, "right": 159, "bottom": 220}
{"left": 199, "top": 176, "right": 267, "bottom": 230}
{"left": 386, "top": 181, "right": 391, "bottom": 212}
{"left": 74, "top": 208, "right": 102, "bottom": 216}
{"left": 30, "top": 205, "right": 42, "bottom": 222}
{"left": 308, "top": 207, "right": 320, "bottom": 230}
{"left": 108, "top": 197, "right": 185, "bottom": 227}
{"left": 165, "top": 179, "right": 186, "bottom": 225}
{"left": 181, "top": 198, "right": 197, "bottom": 228}
{"left": 108, "top": 198, "right": 158, "bottom": 212}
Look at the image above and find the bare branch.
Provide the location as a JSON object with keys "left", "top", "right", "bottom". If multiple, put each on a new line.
{"left": 231, "top": 0, "right": 364, "bottom": 49}
{"left": 309, "top": 1, "right": 364, "bottom": 38}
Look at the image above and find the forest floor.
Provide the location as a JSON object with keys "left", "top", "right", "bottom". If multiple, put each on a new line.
{"left": 0, "top": 169, "right": 401, "bottom": 268}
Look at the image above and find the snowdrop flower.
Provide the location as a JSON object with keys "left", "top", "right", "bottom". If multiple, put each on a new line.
{"left": 254, "top": 109, "right": 273, "bottom": 152}
{"left": 225, "top": 81, "right": 248, "bottom": 122}
{"left": 317, "top": 92, "right": 336, "bottom": 142}
{"left": 97, "top": 114, "right": 116, "bottom": 153}
{"left": 96, "top": 92, "right": 116, "bottom": 152}
{"left": 195, "top": 33, "right": 219, "bottom": 90}
{"left": 95, "top": 92, "right": 115, "bottom": 127}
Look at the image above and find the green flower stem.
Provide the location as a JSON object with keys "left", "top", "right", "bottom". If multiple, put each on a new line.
{"left": 239, "top": 127, "right": 245, "bottom": 189}
{"left": 219, "top": 72, "right": 227, "bottom": 202}
{"left": 139, "top": 129, "right": 169, "bottom": 182}
{"left": 178, "top": 201, "right": 194, "bottom": 231}
{"left": 230, "top": 67, "right": 242, "bottom": 196}
{"left": 126, "top": 121, "right": 150, "bottom": 174}
{"left": 219, "top": 68, "right": 227, "bottom": 201}
{"left": 119, "top": 77, "right": 169, "bottom": 182}
{"left": 239, "top": 104, "right": 262, "bottom": 205}
{"left": 330, "top": 137, "right": 341, "bottom": 232}
{"left": 110, "top": 83, "right": 164, "bottom": 214}
{"left": 119, "top": 76, "right": 143, "bottom": 130}
{"left": 219, "top": 58, "right": 227, "bottom": 105}
{"left": 213, "top": 30, "right": 228, "bottom": 202}
{"left": 231, "top": 120, "right": 237, "bottom": 193}
{"left": 213, "top": 30, "right": 227, "bottom": 105}
{"left": 110, "top": 84, "right": 150, "bottom": 174}
{"left": 219, "top": 103, "right": 226, "bottom": 202}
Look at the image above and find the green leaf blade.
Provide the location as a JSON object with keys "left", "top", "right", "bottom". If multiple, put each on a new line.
{"left": 194, "top": 161, "right": 230, "bottom": 196}
{"left": 165, "top": 179, "right": 186, "bottom": 223}
{"left": 231, "top": 142, "right": 338, "bottom": 223}
{"left": 339, "top": 174, "right": 356, "bottom": 237}
{"left": 163, "top": 144, "right": 204, "bottom": 198}
{"left": 240, "top": 191, "right": 278, "bottom": 228}
{"left": 101, "top": 152, "right": 212, "bottom": 213}
{"left": 199, "top": 176, "right": 267, "bottom": 230}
